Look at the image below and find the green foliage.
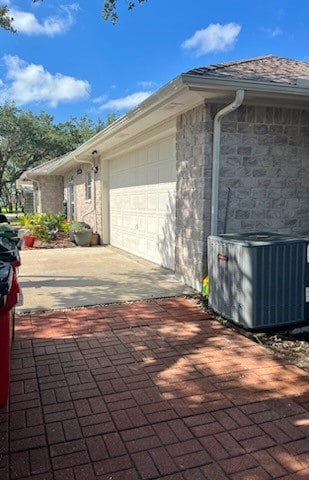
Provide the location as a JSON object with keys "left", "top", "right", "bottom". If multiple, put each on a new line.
{"left": 60, "top": 221, "right": 71, "bottom": 236}
{"left": 17, "top": 214, "right": 31, "bottom": 228}
{"left": 103, "top": 0, "right": 147, "bottom": 24}
{"left": 18, "top": 213, "right": 69, "bottom": 242}
{"left": 0, "top": 103, "right": 114, "bottom": 203}
{"left": 69, "top": 221, "right": 92, "bottom": 233}
{"left": 0, "top": 6, "right": 15, "bottom": 32}
{"left": 1, "top": 1, "right": 148, "bottom": 33}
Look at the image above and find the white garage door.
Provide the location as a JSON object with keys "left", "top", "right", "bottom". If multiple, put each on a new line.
{"left": 110, "top": 137, "right": 176, "bottom": 270}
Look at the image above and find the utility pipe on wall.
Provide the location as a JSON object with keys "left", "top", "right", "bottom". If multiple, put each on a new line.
{"left": 210, "top": 89, "right": 245, "bottom": 236}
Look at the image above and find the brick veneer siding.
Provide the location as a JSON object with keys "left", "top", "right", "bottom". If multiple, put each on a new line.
{"left": 175, "top": 104, "right": 212, "bottom": 290}
{"left": 218, "top": 105, "right": 309, "bottom": 236}
{"left": 36, "top": 175, "right": 64, "bottom": 214}
{"left": 175, "top": 103, "right": 309, "bottom": 290}
{"left": 64, "top": 164, "right": 102, "bottom": 237}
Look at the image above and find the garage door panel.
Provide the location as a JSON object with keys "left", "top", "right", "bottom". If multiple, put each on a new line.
{"left": 112, "top": 213, "right": 122, "bottom": 227}
{"left": 147, "top": 217, "right": 158, "bottom": 235}
{"left": 138, "top": 237, "right": 148, "bottom": 255}
{"left": 112, "top": 229, "right": 123, "bottom": 245}
{"left": 122, "top": 231, "right": 137, "bottom": 251}
{"left": 136, "top": 193, "right": 147, "bottom": 209}
{"left": 138, "top": 216, "right": 147, "bottom": 233}
{"left": 147, "top": 193, "right": 158, "bottom": 211}
{"left": 110, "top": 137, "right": 176, "bottom": 269}
{"left": 147, "top": 238, "right": 159, "bottom": 260}
{"left": 158, "top": 191, "right": 174, "bottom": 213}
{"left": 130, "top": 195, "right": 138, "bottom": 210}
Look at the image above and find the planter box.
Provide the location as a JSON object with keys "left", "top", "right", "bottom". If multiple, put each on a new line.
{"left": 73, "top": 230, "right": 92, "bottom": 247}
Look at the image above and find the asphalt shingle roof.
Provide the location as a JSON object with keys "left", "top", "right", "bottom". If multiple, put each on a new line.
{"left": 186, "top": 55, "right": 309, "bottom": 85}
{"left": 22, "top": 154, "right": 69, "bottom": 177}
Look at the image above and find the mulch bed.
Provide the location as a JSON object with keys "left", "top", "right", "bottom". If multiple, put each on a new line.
{"left": 22, "top": 231, "right": 77, "bottom": 250}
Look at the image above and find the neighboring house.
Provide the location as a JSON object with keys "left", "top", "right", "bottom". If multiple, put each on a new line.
{"left": 15, "top": 179, "right": 34, "bottom": 214}
{"left": 24, "top": 55, "right": 309, "bottom": 290}
{"left": 20, "top": 156, "right": 66, "bottom": 215}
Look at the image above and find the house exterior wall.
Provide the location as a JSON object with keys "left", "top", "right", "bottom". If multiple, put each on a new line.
{"left": 217, "top": 104, "right": 309, "bottom": 236}
{"left": 63, "top": 163, "right": 102, "bottom": 236}
{"left": 175, "top": 103, "right": 309, "bottom": 290}
{"left": 175, "top": 104, "right": 212, "bottom": 290}
{"left": 36, "top": 175, "right": 64, "bottom": 214}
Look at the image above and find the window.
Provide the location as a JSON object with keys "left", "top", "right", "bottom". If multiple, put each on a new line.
{"left": 85, "top": 170, "right": 92, "bottom": 200}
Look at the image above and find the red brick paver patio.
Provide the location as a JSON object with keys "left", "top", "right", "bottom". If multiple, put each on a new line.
{"left": 1, "top": 298, "right": 309, "bottom": 479}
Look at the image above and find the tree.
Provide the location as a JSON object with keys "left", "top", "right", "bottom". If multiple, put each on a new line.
{"left": 0, "top": 1, "right": 146, "bottom": 32}
{"left": 0, "top": 5, "right": 15, "bottom": 32}
{"left": 0, "top": 103, "right": 116, "bottom": 207}
{"left": 102, "top": 0, "right": 147, "bottom": 24}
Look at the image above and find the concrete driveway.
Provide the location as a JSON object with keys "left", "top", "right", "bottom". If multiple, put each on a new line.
{"left": 16, "top": 245, "right": 196, "bottom": 312}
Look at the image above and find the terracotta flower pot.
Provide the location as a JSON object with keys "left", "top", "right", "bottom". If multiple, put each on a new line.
{"left": 90, "top": 233, "right": 100, "bottom": 246}
{"left": 22, "top": 234, "right": 36, "bottom": 248}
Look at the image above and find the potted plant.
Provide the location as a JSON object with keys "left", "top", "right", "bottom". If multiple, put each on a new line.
{"left": 18, "top": 214, "right": 37, "bottom": 248}
{"left": 70, "top": 222, "right": 93, "bottom": 247}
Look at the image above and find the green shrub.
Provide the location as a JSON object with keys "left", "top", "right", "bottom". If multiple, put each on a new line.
{"left": 18, "top": 213, "right": 68, "bottom": 241}
{"left": 60, "top": 221, "right": 70, "bottom": 236}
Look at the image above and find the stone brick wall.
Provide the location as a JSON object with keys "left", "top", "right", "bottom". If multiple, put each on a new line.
{"left": 218, "top": 105, "right": 309, "bottom": 236}
{"left": 175, "top": 104, "right": 212, "bottom": 290}
{"left": 64, "top": 164, "right": 102, "bottom": 237}
{"left": 175, "top": 103, "right": 309, "bottom": 290}
{"left": 36, "top": 175, "right": 64, "bottom": 214}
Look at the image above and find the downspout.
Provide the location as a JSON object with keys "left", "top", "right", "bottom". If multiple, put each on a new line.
{"left": 210, "top": 89, "right": 245, "bottom": 236}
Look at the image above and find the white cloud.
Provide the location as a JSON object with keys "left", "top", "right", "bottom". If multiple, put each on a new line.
{"left": 181, "top": 23, "right": 241, "bottom": 56}
{"left": 99, "top": 91, "right": 153, "bottom": 111}
{"left": 10, "top": 3, "right": 79, "bottom": 36}
{"left": 93, "top": 94, "right": 108, "bottom": 104}
{"left": 137, "top": 80, "right": 157, "bottom": 89}
{"left": 263, "top": 26, "right": 283, "bottom": 38}
{"left": 0, "top": 55, "right": 90, "bottom": 107}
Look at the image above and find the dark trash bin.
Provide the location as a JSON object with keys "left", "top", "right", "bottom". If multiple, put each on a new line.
{"left": 0, "top": 225, "right": 23, "bottom": 250}
{"left": 0, "top": 262, "right": 20, "bottom": 407}
{"left": 0, "top": 237, "right": 21, "bottom": 273}
{"left": 0, "top": 214, "right": 9, "bottom": 224}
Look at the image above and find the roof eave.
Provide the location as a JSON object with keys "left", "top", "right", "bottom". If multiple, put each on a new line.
{"left": 45, "top": 73, "right": 309, "bottom": 174}
{"left": 181, "top": 73, "right": 309, "bottom": 98}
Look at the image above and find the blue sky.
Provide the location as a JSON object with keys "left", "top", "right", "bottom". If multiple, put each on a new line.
{"left": 0, "top": 0, "right": 307, "bottom": 123}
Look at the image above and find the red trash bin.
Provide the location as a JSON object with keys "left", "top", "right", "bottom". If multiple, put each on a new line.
{"left": 0, "top": 263, "right": 19, "bottom": 407}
